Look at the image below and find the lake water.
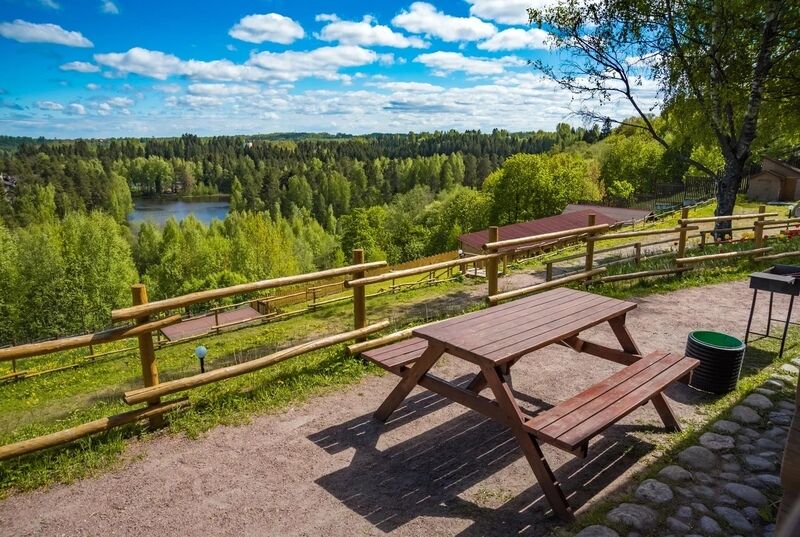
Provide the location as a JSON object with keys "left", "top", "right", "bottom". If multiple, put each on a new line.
{"left": 129, "top": 199, "right": 230, "bottom": 226}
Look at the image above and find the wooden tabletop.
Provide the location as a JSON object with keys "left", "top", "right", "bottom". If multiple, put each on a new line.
{"left": 413, "top": 288, "right": 637, "bottom": 365}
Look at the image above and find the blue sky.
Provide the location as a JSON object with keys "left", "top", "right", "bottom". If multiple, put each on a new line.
{"left": 0, "top": 0, "right": 654, "bottom": 138}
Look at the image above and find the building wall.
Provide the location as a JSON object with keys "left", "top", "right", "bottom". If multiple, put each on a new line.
{"left": 748, "top": 174, "right": 782, "bottom": 201}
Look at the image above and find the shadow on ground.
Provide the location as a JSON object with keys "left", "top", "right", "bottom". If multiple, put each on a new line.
{"left": 309, "top": 375, "right": 659, "bottom": 536}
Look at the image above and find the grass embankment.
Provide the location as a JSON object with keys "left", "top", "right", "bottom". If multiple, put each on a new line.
{"left": 0, "top": 198, "right": 797, "bottom": 498}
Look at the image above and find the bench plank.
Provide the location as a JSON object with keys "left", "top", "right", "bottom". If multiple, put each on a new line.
{"left": 362, "top": 337, "right": 429, "bottom": 373}
{"left": 524, "top": 351, "right": 698, "bottom": 451}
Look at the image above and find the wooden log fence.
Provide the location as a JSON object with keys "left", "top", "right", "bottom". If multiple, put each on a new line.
{"left": 676, "top": 247, "right": 773, "bottom": 265}
{"left": 123, "top": 321, "right": 389, "bottom": 405}
{"left": 111, "top": 261, "right": 388, "bottom": 322}
{"left": 0, "top": 315, "right": 181, "bottom": 362}
{"left": 487, "top": 268, "right": 608, "bottom": 305}
{"left": 0, "top": 399, "right": 190, "bottom": 462}
{"left": 5, "top": 202, "right": 800, "bottom": 462}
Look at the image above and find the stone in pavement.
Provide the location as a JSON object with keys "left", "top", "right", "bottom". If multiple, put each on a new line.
{"left": 658, "top": 465, "right": 693, "bottom": 482}
{"left": 756, "top": 437, "right": 783, "bottom": 451}
{"left": 778, "top": 400, "right": 795, "bottom": 411}
{"left": 606, "top": 503, "right": 657, "bottom": 530}
{"left": 742, "top": 393, "right": 773, "bottom": 409}
{"left": 675, "top": 505, "right": 693, "bottom": 519}
{"left": 755, "top": 388, "right": 777, "bottom": 396}
{"left": 781, "top": 363, "right": 799, "bottom": 375}
{"left": 731, "top": 405, "right": 761, "bottom": 424}
{"left": 635, "top": 479, "right": 673, "bottom": 504}
{"left": 769, "top": 411, "right": 792, "bottom": 426}
{"left": 699, "top": 516, "right": 723, "bottom": 535}
{"left": 575, "top": 525, "right": 620, "bottom": 537}
{"left": 678, "top": 445, "right": 716, "bottom": 469}
{"left": 763, "top": 379, "right": 785, "bottom": 390}
{"left": 723, "top": 483, "right": 768, "bottom": 506}
{"left": 691, "top": 502, "right": 710, "bottom": 514}
{"left": 744, "top": 454, "right": 776, "bottom": 472}
{"left": 714, "top": 506, "right": 754, "bottom": 532}
{"left": 666, "top": 517, "right": 690, "bottom": 533}
{"left": 699, "top": 432, "right": 735, "bottom": 450}
{"left": 711, "top": 420, "right": 740, "bottom": 434}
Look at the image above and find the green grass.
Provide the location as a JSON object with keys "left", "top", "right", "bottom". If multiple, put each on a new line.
{"left": 0, "top": 197, "right": 797, "bottom": 500}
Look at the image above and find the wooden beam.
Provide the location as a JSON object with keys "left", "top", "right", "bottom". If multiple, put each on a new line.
{"left": 595, "top": 267, "right": 694, "bottom": 283}
{"left": 590, "top": 226, "right": 699, "bottom": 242}
{"left": 123, "top": 321, "right": 390, "bottom": 405}
{"left": 676, "top": 247, "right": 773, "bottom": 265}
{"left": 487, "top": 226, "right": 499, "bottom": 298}
{"left": 680, "top": 212, "right": 778, "bottom": 224}
{"left": 111, "top": 261, "right": 388, "bottom": 322}
{"left": 345, "top": 252, "right": 498, "bottom": 288}
{"left": 0, "top": 315, "right": 180, "bottom": 362}
{"left": 0, "top": 399, "right": 189, "bottom": 462}
{"left": 352, "top": 249, "right": 367, "bottom": 342}
{"left": 482, "top": 224, "right": 610, "bottom": 250}
{"left": 754, "top": 251, "right": 800, "bottom": 262}
{"left": 487, "top": 268, "right": 607, "bottom": 305}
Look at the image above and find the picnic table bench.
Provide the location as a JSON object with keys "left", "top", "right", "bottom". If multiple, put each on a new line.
{"left": 360, "top": 288, "right": 699, "bottom": 521}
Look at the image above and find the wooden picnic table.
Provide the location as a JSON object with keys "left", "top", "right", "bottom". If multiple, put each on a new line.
{"left": 363, "top": 287, "right": 699, "bottom": 521}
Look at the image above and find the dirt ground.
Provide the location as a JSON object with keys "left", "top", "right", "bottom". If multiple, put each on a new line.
{"left": 0, "top": 279, "right": 789, "bottom": 537}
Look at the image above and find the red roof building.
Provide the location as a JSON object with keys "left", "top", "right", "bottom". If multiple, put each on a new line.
{"left": 458, "top": 209, "right": 620, "bottom": 254}
{"left": 562, "top": 204, "right": 653, "bottom": 223}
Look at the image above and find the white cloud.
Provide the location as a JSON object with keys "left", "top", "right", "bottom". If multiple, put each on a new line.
{"left": 247, "top": 45, "right": 378, "bottom": 81}
{"left": 60, "top": 60, "right": 100, "bottom": 73}
{"left": 68, "top": 103, "right": 86, "bottom": 115}
{"left": 478, "top": 28, "right": 550, "bottom": 51}
{"left": 392, "top": 2, "right": 496, "bottom": 42}
{"left": 226, "top": 43, "right": 237, "bottom": 52}
{"left": 154, "top": 83, "right": 182, "bottom": 93}
{"left": 315, "top": 13, "right": 340, "bottom": 22}
{"left": 228, "top": 13, "right": 304, "bottom": 44}
{"left": 95, "top": 45, "right": 378, "bottom": 83}
{"left": 101, "top": 0, "right": 119, "bottom": 14}
{"left": 188, "top": 83, "right": 261, "bottom": 96}
{"left": 318, "top": 15, "right": 428, "bottom": 48}
{"left": 38, "top": 0, "right": 60, "bottom": 9}
{"left": 466, "top": 0, "right": 557, "bottom": 25}
{"left": 0, "top": 19, "right": 93, "bottom": 47}
{"left": 106, "top": 96, "right": 133, "bottom": 107}
{"left": 414, "top": 51, "right": 520, "bottom": 76}
{"left": 86, "top": 83, "right": 100, "bottom": 90}
{"left": 378, "top": 81, "right": 445, "bottom": 92}
{"left": 36, "top": 100, "right": 63, "bottom": 110}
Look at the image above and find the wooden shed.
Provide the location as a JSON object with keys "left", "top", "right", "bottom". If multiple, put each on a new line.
{"left": 747, "top": 157, "right": 800, "bottom": 202}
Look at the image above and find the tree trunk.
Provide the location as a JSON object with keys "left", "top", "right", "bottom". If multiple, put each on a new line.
{"left": 713, "top": 157, "right": 746, "bottom": 239}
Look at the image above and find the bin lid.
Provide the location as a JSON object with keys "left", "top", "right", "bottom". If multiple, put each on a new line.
{"left": 689, "top": 330, "right": 745, "bottom": 350}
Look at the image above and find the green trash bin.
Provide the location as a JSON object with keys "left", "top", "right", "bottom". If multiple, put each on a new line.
{"left": 685, "top": 331, "right": 746, "bottom": 394}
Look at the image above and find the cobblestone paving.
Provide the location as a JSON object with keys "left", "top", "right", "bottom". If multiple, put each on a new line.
{"left": 575, "top": 363, "right": 799, "bottom": 537}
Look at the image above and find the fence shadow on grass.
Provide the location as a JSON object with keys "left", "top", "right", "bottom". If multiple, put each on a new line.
{"left": 308, "top": 374, "right": 659, "bottom": 536}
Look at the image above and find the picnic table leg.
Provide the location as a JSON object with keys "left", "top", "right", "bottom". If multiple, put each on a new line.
{"left": 480, "top": 362, "right": 574, "bottom": 521}
{"left": 374, "top": 342, "right": 445, "bottom": 422}
{"left": 466, "top": 361, "right": 513, "bottom": 393}
{"left": 609, "top": 315, "right": 681, "bottom": 432}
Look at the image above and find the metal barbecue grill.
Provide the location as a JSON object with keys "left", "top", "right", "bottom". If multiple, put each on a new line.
{"left": 745, "top": 264, "right": 800, "bottom": 357}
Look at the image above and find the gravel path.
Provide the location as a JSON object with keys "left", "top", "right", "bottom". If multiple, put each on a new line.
{"left": 0, "top": 279, "right": 793, "bottom": 537}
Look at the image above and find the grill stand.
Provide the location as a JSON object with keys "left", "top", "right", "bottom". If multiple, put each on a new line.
{"left": 745, "top": 289, "right": 798, "bottom": 358}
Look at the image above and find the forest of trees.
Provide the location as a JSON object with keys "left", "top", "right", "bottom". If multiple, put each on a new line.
{"left": 0, "top": 125, "right": 708, "bottom": 344}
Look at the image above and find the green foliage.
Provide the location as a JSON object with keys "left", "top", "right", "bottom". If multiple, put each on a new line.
{"left": 600, "top": 134, "right": 667, "bottom": 193}
{"left": 483, "top": 153, "right": 600, "bottom": 225}
{"left": 3, "top": 212, "right": 137, "bottom": 342}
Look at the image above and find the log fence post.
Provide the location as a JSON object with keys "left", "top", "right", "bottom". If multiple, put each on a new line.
{"left": 754, "top": 205, "right": 766, "bottom": 249}
{"left": 634, "top": 242, "right": 642, "bottom": 265}
{"left": 545, "top": 262, "right": 553, "bottom": 282}
{"left": 131, "top": 284, "right": 163, "bottom": 428}
{"left": 676, "top": 207, "right": 690, "bottom": 269}
{"left": 486, "top": 226, "right": 499, "bottom": 301}
{"left": 584, "top": 214, "right": 596, "bottom": 282}
{"left": 352, "top": 249, "right": 367, "bottom": 342}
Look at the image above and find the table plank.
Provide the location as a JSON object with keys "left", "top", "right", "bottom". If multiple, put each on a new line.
{"left": 479, "top": 300, "right": 635, "bottom": 362}
{"left": 425, "top": 293, "right": 614, "bottom": 356}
